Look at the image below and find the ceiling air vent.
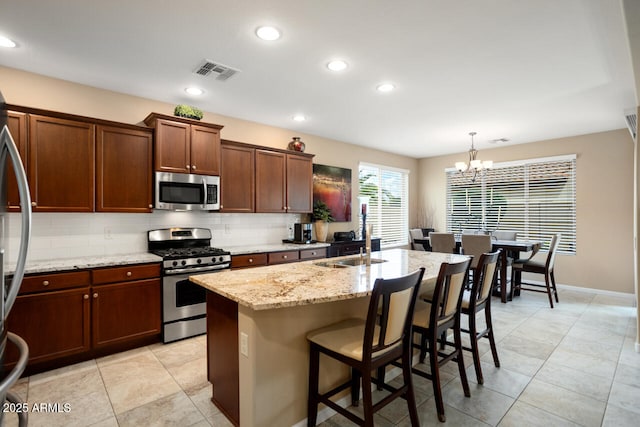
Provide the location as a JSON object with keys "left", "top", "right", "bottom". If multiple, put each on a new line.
{"left": 193, "top": 59, "right": 240, "bottom": 81}
{"left": 625, "top": 108, "right": 637, "bottom": 141}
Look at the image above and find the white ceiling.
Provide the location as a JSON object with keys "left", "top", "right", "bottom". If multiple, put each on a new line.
{"left": 0, "top": 0, "right": 637, "bottom": 158}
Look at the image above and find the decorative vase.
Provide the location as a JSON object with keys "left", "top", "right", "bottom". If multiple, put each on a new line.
{"left": 287, "top": 137, "right": 306, "bottom": 152}
{"left": 314, "top": 220, "right": 329, "bottom": 242}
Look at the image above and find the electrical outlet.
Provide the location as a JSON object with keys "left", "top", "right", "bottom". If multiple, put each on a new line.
{"left": 224, "top": 224, "right": 231, "bottom": 234}
{"left": 104, "top": 226, "right": 113, "bottom": 240}
{"left": 240, "top": 332, "right": 249, "bottom": 357}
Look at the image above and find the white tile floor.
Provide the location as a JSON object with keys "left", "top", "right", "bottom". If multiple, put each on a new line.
{"left": 3, "top": 288, "right": 639, "bottom": 427}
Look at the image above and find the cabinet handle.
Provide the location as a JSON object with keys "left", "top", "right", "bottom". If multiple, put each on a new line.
{"left": 220, "top": 205, "right": 223, "bottom": 209}
{"left": 31, "top": 202, "right": 36, "bottom": 207}
{"left": 149, "top": 204, "right": 153, "bottom": 208}
{"left": 311, "top": 251, "right": 316, "bottom": 255}
{"left": 283, "top": 255, "right": 288, "bottom": 259}
{"left": 192, "top": 165, "right": 197, "bottom": 170}
{"left": 42, "top": 280, "right": 49, "bottom": 286}
{"left": 249, "top": 258, "right": 253, "bottom": 263}
{"left": 93, "top": 293, "right": 98, "bottom": 299}
{"left": 126, "top": 271, "right": 132, "bottom": 277}
{"left": 186, "top": 165, "right": 191, "bottom": 169}
{"left": 84, "top": 294, "right": 89, "bottom": 300}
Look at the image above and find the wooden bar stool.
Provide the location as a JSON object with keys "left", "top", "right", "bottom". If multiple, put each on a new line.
{"left": 411, "top": 258, "right": 472, "bottom": 422}
{"left": 306, "top": 268, "right": 425, "bottom": 427}
{"left": 460, "top": 251, "right": 501, "bottom": 384}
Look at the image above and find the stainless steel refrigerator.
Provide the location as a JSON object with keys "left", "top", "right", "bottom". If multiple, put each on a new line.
{"left": 0, "top": 92, "right": 32, "bottom": 426}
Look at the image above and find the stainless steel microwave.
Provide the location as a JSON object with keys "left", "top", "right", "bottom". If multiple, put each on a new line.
{"left": 155, "top": 172, "right": 220, "bottom": 211}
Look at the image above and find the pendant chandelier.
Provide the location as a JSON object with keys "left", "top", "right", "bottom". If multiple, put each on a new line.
{"left": 455, "top": 132, "right": 493, "bottom": 183}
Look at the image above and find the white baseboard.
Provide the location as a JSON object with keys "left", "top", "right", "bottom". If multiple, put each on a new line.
{"left": 521, "top": 279, "right": 635, "bottom": 302}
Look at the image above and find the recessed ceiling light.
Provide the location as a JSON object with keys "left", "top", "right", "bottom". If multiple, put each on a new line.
{"left": 256, "top": 26, "right": 281, "bottom": 41}
{"left": 376, "top": 83, "right": 395, "bottom": 93}
{"left": 185, "top": 87, "right": 204, "bottom": 96}
{"left": 327, "top": 60, "right": 348, "bottom": 72}
{"left": 292, "top": 114, "right": 306, "bottom": 122}
{"left": 0, "top": 36, "right": 16, "bottom": 48}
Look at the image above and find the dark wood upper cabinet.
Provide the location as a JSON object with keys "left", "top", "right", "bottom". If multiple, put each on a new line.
{"left": 6, "top": 111, "right": 27, "bottom": 211}
{"left": 255, "top": 149, "right": 286, "bottom": 213}
{"left": 96, "top": 125, "right": 153, "bottom": 212}
{"left": 255, "top": 150, "right": 313, "bottom": 213}
{"left": 144, "top": 113, "right": 223, "bottom": 175}
{"left": 191, "top": 124, "right": 221, "bottom": 175}
{"left": 220, "top": 141, "right": 255, "bottom": 213}
{"left": 28, "top": 114, "right": 95, "bottom": 212}
{"left": 286, "top": 153, "right": 313, "bottom": 213}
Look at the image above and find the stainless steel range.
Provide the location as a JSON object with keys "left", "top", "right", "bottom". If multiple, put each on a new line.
{"left": 148, "top": 227, "right": 230, "bottom": 343}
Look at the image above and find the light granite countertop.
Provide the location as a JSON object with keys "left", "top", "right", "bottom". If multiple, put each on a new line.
{"left": 190, "top": 248, "right": 469, "bottom": 311}
{"left": 226, "top": 242, "right": 330, "bottom": 255}
{"left": 14, "top": 253, "right": 163, "bottom": 275}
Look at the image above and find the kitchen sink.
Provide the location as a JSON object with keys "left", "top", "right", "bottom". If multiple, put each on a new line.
{"left": 315, "top": 257, "right": 387, "bottom": 268}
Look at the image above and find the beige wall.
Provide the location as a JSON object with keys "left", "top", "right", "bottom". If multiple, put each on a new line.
{"left": 418, "top": 130, "right": 636, "bottom": 294}
{"left": 2, "top": 65, "right": 636, "bottom": 294}
{"left": 0, "top": 65, "right": 420, "bottom": 240}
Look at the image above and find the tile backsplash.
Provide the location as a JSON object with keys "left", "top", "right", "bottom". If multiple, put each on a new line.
{"left": 5, "top": 211, "right": 305, "bottom": 264}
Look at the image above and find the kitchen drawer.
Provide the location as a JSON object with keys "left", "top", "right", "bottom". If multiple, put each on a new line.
{"left": 20, "top": 270, "right": 91, "bottom": 294}
{"left": 268, "top": 251, "right": 300, "bottom": 265}
{"left": 231, "top": 253, "right": 268, "bottom": 269}
{"left": 300, "top": 248, "right": 326, "bottom": 260}
{"left": 92, "top": 263, "right": 161, "bottom": 285}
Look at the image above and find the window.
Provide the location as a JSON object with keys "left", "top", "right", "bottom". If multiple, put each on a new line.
{"left": 359, "top": 163, "right": 409, "bottom": 248}
{"left": 446, "top": 155, "right": 576, "bottom": 254}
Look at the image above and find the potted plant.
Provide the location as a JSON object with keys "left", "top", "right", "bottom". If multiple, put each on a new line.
{"left": 312, "top": 200, "right": 334, "bottom": 242}
{"left": 174, "top": 104, "right": 204, "bottom": 120}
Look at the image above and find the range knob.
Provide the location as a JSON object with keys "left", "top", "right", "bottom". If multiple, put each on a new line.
{"left": 181, "top": 260, "right": 187, "bottom": 266}
{"left": 197, "top": 258, "right": 202, "bottom": 264}
{"left": 211, "top": 257, "right": 217, "bottom": 263}
{"left": 219, "top": 256, "right": 225, "bottom": 263}
{"left": 172, "top": 261, "right": 178, "bottom": 267}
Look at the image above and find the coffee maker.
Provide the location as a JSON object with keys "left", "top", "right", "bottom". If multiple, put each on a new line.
{"left": 294, "top": 223, "right": 313, "bottom": 243}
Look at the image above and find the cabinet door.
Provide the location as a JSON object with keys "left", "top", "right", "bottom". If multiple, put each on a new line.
{"left": 190, "top": 124, "right": 220, "bottom": 175}
{"left": 220, "top": 143, "right": 255, "bottom": 212}
{"left": 154, "top": 119, "right": 190, "bottom": 173}
{"left": 96, "top": 125, "right": 153, "bottom": 212}
{"left": 28, "top": 115, "right": 95, "bottom": 212}
{"left": 286, "top": 154, "right": 313, "bottom": 213}
{"left": 6, "top": 111, "right": 27, "bottom": 212}
{"left": 255, "top": 150, "right": 286, "bottom": 212}
{"left": 92, "top": 278, "right": 161, "bottom": 349}
{"left": 5, "top": 287, "right": 91, "bottom": 366}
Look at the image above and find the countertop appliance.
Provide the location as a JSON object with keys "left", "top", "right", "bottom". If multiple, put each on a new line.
{"left": 155, "top": 171, "right": 220, "bottom": 211}
{"left": 333, "top": 231, "right": 356, "bottom": 242}
{"left": 294, "top": 223, "right": 313, "bottom": 243}
{"left": 148, "top": 227, "right": 230, "bottom": 343}
{"left": 1, "top": 93, "right": 32, "bottom": 426}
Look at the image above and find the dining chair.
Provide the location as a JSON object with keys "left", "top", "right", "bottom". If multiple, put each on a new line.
{"left": 491, "top": 230, "right": 517, "bottom": 241}
{"left": 409, "top": 228, "right": 426, "bottom": 251}
{"left": 460, "top": 251, "right": 500, "bottom": 384}
{"left": 410, "top": 258, "right": 472, "bottom": 422}
{"left": 306, "top": 268, "right": 425, "bottom": 427}
{"left": 510, "top": 234, "right": 561, "bottom": 308}
{"left": 429, "top": 232, "right": 457, "bottom": 254}
{"left": 461, "top": 234, "right": 492, "bottom": 283}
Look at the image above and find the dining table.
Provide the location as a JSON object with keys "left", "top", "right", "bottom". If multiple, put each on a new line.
{"left": 412, "top": 236, "right": 542, "bottom": 303}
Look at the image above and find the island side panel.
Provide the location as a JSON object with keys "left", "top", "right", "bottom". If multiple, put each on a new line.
{"left": 207, "top": 291, "right": 240, "bottom": 426}
{"left": 238, "top": 297, "right": 371, "bottom": 427}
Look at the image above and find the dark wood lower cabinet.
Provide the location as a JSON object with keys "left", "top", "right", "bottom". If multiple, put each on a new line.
{"left": 92, "top": 278, "right": 161, "bottom": 349}
{"left": 4, "top": 263, "right": 162, "bottom": 375}
{"left": 5, "top": 287, "right": 91, "bottom": 366}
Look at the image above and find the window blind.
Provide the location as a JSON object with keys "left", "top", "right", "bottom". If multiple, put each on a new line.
{"left": 446, "top": 155, "right": 576, "bottom": 254}
{"left": 359, "top": 163, "right": 409, "bottom": 248}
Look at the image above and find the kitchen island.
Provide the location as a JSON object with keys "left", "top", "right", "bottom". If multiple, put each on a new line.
{"left": 191, "top": 248, "right": 469, "bottom": 427}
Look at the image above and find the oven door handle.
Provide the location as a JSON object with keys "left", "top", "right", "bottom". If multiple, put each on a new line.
{"left": 164, "top": 264, "right": 230, "bottom": 275}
